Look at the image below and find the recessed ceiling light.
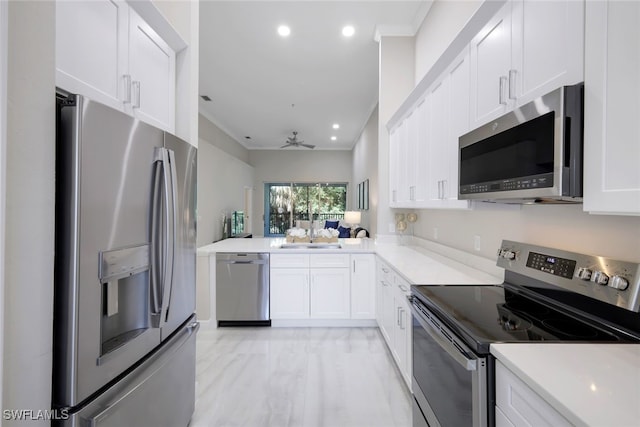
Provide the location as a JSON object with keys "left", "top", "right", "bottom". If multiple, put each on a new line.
{"left": 277, "top": 25, "right": 291, "bottom": 37}
{"left": 342, "top": 25, "right": 355, "bottom": 37}
{"left": 332, "top": 123, "right": 340, "bottom": 129}
{"left": 331, "top": 136, "right": 337, "bottom": 141}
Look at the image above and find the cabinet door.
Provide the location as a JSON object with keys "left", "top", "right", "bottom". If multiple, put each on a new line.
{"left": 350, "top": 255, "right": 376, "bottom": 320}
{"left": 270, "top": 268, "right": 309, "bottom": 319}
{"left": 309, "top": 268, "right": 350, "bottom": 319}
{"left": 392, "top": 291, "right": 411, "bottom": 385}
{"left": 446, "top": 49, "right": 471, "bottom": 204}
{"left": 390, "top": 119, "right": 411, "bottom": 207}
{"left": 56, "top": 0, "right": 128, "bottom": 111}
{"left": 128, "top": 7, "right": 176, "bottom": 132}
{"left": 469, "top": 1, "right": 513, "bottom": 128}
{"left": 511, "top": 0, "right": 584, "bottom": 106}
{"left": 413, "top": 98, "right": 430, "bottom": 205}
{"left": 496, "top": 361, "right": 572, "bottom": 426}
{"left": 376, "top": 260, "right": 393, "bottom": 343}
{"left": 583, "top": 0, "right": 640, "bottom": 215}
{"left": 427, "top": 77, "right": 450, "bottom": 201}
{"left": 389, "top": 125, "right": 401, "bottom": 207}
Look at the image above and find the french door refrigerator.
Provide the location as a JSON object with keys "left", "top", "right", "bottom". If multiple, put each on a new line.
{"left": 53, "top": 92, "right": 199, "bottom": 427}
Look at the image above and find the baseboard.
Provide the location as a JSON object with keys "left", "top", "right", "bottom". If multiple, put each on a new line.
{"left": 271, "top": 319, "right": 378, "bottom": 328}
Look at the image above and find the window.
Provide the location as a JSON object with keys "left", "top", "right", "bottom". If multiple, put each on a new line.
{"left": 264, "top": 183, "right": 347, "bottom": 236}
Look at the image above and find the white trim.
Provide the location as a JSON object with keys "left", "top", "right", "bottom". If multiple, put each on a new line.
{"left": 0, "top": 0, "right": 7, "bottom": 408}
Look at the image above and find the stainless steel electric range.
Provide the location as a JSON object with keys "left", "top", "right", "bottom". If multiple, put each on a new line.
{"left": 409, "top": 240, "right": 640, "bottom": 427}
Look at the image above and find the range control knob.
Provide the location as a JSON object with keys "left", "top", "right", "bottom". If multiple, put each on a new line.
{"left": 498, "top": 249, "right": 517, "bottom": 260}
{"left": 591, "top": 271, "right": 609, "bottom": 286}
{"left": 575, "top": 267, "right": 593, "bottom": 280}
{"left": 609, "top": 276, "right": 629, "bottom": 291}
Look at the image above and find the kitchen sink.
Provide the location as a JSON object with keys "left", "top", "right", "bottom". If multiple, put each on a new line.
{"left": 280, "top": 243, "right": 342, "bottom": 249}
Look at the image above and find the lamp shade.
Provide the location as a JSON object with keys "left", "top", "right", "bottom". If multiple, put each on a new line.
{"left": 344, "top": 211, "right": 361, "bottom": 225}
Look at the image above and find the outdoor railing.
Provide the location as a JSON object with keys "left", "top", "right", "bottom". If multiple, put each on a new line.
{"left": 268, "top": 212, "right": 345, "bottom": 235}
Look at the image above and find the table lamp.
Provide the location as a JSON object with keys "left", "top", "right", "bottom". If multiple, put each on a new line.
{"left": 344, "top": 211, "right": 362, "bottom": 237}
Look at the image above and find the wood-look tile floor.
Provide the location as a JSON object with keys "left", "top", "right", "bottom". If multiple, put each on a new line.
{"left": 190, "top": 327, "right": 412, "bottom": 427}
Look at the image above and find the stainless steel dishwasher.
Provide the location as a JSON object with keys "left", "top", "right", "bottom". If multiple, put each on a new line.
{"left": 216, "top": 253, "right": 270, "bottom": 326}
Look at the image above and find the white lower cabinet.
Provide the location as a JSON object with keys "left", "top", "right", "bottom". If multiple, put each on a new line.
{"left": 376, "top": 257, "right": 412, "bottom": 388}
{"left": 270, "top": 268, "right": 310, "bottom": 319}
{"left": 351, "top": 254, "right": 376, "bottom": 319}
{"left": 270, "top": 253, "right": 375, "bottom": 320}
{"left": 376, "top": 260, "right": 394, "bottom": 343}
{"left": 392, "top": 276, "right": 412, "bottom": 387}
{"left": 495, "top": 361, "right": 571, "bottom": 427}
{"left": 310, "top": 268, "right": 350, "bottom": 319}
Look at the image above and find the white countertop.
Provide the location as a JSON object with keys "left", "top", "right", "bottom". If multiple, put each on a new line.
{"left": 491, "top": 343, "right": 640, "bottom": 427}
{"left": 198, "top": 237, "right": 376, "bottom": 255}
{"left": 198, "top": 237, "right": 503, "bottom": 285}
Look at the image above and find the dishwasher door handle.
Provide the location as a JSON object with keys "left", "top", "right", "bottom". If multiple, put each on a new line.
{"left": 218, "top": 260, "right": 268, "bottom": 265}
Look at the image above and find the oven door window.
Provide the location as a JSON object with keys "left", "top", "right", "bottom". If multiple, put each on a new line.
{"left": 413, "top": 316, "right": 473, "bottom": 426}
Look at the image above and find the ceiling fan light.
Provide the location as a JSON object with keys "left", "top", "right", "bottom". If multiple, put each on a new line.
{"left": 332, "top": 123, "right": 340, "bottom": 129}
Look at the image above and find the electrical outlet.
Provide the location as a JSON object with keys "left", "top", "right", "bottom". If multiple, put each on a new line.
{"left": 433, "top": 227, "right": 439, "bottom": 240}
{"left": 389, "top": 223, "right": 396, "bottom": 233}
{"left": 474, "top": 235, "right": 481, "bottom": 251}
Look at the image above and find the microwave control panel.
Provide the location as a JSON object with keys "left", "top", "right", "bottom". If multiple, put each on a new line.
{"left": 460, "top": 174, "right": 553, "bottom": 194}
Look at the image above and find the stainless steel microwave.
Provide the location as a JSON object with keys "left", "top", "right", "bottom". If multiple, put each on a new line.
{"left": 458, "top": 83, "right": 583, "bottom": 204}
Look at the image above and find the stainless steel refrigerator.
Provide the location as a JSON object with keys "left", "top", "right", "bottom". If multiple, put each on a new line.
{"left": 53, "top": 92, "right": 198, "bottom": 426}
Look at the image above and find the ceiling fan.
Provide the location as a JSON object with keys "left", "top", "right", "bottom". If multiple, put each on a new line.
{"left": 280, "top": 131, "right": 315, "bottom": 149}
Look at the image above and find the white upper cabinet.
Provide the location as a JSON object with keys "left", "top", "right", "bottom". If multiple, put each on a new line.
{"left": 128, "top": 8, "right": 176, "bottom": 132}
{"left": 470, "top": 0, "right": 584, "bottom": 129}
{"left": 426, "top": 48, "right": 471, "bottom": 209}
{"left": 56, "top": 0, "right": 128, "bottom": 111}
{"left": 511, "top": 0, "right": 584, "bottom": 107}
{"left": 583, "top": 0, "right": 640, "bottom": 215}
{"left": 56, "top": 0, "right": 176, "bottom": 132}
{"left": 469, "top": 1, "right": 513, "bottom": 128}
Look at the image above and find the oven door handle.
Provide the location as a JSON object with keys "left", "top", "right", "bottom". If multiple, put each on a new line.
{"left": 410, "top": 301, "right": 477, "bottom": 372}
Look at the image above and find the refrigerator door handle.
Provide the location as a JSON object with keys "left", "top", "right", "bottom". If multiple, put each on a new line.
{"left": 150, "top": 147, "right": 177, "bottom": 328}
{"left": 160, "top": 148, "right": 178, "bottom": 325}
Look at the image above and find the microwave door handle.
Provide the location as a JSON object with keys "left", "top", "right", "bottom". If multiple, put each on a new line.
{"left": 410, "top": 303, "right": 477, "bottom": 371}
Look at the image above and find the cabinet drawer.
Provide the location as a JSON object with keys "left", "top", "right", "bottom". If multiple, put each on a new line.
{"left": 496, "top": 361, "right": 571, "bottom": 427}
{"left": 377, "top": 258, "right": 393, "bottom": 284}
{"left": 309, "top": 254, "right": 350, "bottom": 268}
{"left": 270, "top": 254, "right": 310, "bottom": 268}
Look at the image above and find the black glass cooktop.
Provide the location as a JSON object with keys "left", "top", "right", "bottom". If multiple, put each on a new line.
{"left": 411, "top": 284, "right": 626, "bottom": 354}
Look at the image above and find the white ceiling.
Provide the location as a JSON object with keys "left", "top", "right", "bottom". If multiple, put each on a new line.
{"left": 199, "top": 1, "right": 430, "bottom": 150}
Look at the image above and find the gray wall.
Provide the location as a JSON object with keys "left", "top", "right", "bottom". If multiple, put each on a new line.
{"left": 402, "top": 0, "right": 640, "bottom": 262}
{"left": 351, "top": 105, "right": 379, "bottom": 236}
{"left": 4, "top": 2, "right": 55, "bottom": 424}
{"left": 197, "top": 119, "right": 254, "bottom": 245}
{"left": 248, "top": 150, "right": 353, "bottom": 236}
{"left": 199, "top": 113, "right": 250, "bottom": 163}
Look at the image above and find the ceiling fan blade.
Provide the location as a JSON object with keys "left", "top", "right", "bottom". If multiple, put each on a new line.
{"left": 280, "top": 144, "right": 292, "bottom": 148}
{"left": 301, "top": 143, "right": 315, "bottom": 149}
